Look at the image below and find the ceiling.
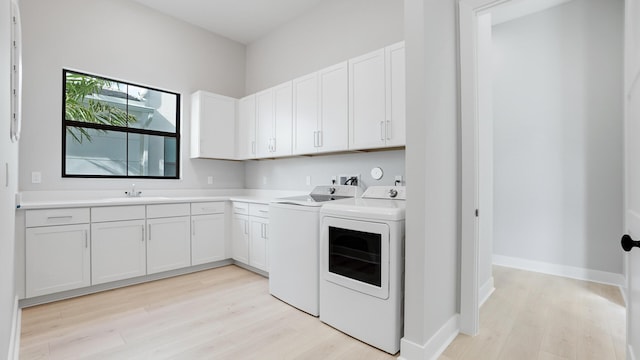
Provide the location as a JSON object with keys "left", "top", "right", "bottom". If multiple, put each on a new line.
{"left": 130, "top": 0, "right": 324, "bottom": 44}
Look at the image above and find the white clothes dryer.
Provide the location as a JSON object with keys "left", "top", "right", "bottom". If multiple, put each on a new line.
{"left": 319, "top": 186, "right": 406, "bottom": 354}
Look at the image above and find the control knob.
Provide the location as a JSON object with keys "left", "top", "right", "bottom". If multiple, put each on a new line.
{"left": 388, "top": 188, "right": 398, "bottom": 198}
{"left": 329, "top": 187, "right": 336, "bottom": 194}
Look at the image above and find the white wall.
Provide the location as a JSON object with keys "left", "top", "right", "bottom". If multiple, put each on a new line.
{"left": 492, "top": 0, "right": 624, "bottom": 274}
{"left": 18, "top": 0, "right": 246, "bottom": 192}
{"left": 401, "top": 0, "right": 459, "bottom": 358}
{"left": 1, "top": 0, "right": 19, "bottom": 356}
{"left": 244, "top": 150, "right": 405, "bottom": 190}
{"left": 245, "top": 0, "right": 404, "bottom": 93}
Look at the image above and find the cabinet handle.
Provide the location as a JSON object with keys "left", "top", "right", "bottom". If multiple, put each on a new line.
{"left": 244, "top": 221, "right": 248, "bottom": 235}
{"left": 252, "top": 140, "right": 256, "bottom": 155}
{"left": 258, "top": 209, "right": 268, "bottom": 213}
{"left": 192, "top": 219, "right": 196, "bottom": 236}
{"left": 380, "top": 121, "right": 385, "bottom": 141}
{"left": 47, "top": 215, "right": 73, "bottom": 220}
{"left": 264, "top": 224, "right": 268, "bottom": 239}
{"left": 141, "top": 225, "right": 145, "bottom": 242}
{"left": 272, "top": 138, "right": 276, "bottom": 152}
{"left": 386, "top": 120, "right": 391, "bottom": 140}
{"left": 84, "top": 230, "right": 88, "bottom": 248}
{"left": 4, "top": 162, "right": 8, "bottom": 188}
{"left": 313, "top": 131, "right": 317, "bottom": 147}
{"left": 318, "top": 130, "right": 323, "bottom": 147}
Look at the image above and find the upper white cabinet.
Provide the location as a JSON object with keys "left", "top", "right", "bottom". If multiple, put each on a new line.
{"left": 292, "top": 73, "right": 319, "bottom": 155}
{"left": 385, "top": 42, "right": 406, "bottom": 147}
{"left": 190, "top": 91, "right": 237, "bottom": 159}
{"left": 292, "top": 62, "right": 349, "bottom": 155}
{"left": 348, "top": 41, "right": 405, "bottom": 150}
{"left": 236, "top": 94, "right": 257, "bottom": 160}
{"left": 256, "top": 81, "right": 293, "bottom": 158}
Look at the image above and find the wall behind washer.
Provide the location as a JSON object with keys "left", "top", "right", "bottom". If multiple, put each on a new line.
{"left": 244, "top": 150, "right": 405, "bottom": 191}
{"left": 245, "top": 0, "right": 404, "bottom": 94}
{"left": 19, "top": 0, "right": 246, "bottom": 192}
{"left": 492, "top": 0, "right": 624, "bottom": 274}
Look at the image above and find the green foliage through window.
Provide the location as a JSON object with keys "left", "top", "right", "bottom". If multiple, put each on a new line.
{"left": 62, "top": 69, "right": 181, "bottom": 179}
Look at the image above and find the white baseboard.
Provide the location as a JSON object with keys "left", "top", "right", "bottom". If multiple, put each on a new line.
{"left": 493, "top": 255, "right": 625, "bottom": 287}
{"left": 398, "top": 314, "right": 459, "bottom": 360}
{"left": 8, "top": 295, "right": 20, "bottom": 360}
{"left": 478, "top": 276, "right": 495, "bottom": 307}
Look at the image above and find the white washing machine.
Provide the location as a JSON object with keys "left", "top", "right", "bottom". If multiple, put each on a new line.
{"left": 319, "top": 186, "right": 406, "bottom": 354}
{"left": 269, "top": 185, "right": 361, "bottom": 316}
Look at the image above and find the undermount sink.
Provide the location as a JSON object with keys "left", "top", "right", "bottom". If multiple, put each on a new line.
{"left": 102, "top": 196, "right": 170, "bottom": 202}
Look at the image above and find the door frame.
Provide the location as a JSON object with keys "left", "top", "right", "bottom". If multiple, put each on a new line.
{"left": 458, "top": 0, "right": 511, "bottom": 336}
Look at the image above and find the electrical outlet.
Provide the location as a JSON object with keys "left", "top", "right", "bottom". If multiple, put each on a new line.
{"left": 207, "top": 176, "right": 213, "bottom": 185}
{"left": 31, "top": 171, "right": 41, "bottom": 184}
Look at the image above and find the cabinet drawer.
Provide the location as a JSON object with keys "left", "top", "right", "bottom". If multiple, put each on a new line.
{"left": 146, "top": 203, "right": 190, "bottom": 218}
{"left": 232, "top": 202, "right": 249, "bottom": 215}
{"left": 26, "top": 208, "right": 90, "bottom": 227}
{"left": 191, "top": 202, "right": 225, "bottom": 215}
{"left": 249, "top": 203, "right": 270, "bottom": 218}
{"left": 91, "top": 205, "right": 146, "bottom": 222}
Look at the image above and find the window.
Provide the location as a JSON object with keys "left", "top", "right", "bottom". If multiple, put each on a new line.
{"left": 62, "top": 69, "right": 180, "bottom": 178}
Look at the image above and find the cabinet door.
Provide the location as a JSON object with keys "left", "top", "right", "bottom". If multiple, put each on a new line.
{"left": 146, "top": 217, "right": 191, "bottom": 274}
{"left": 249, "top": 217, "right": 269, "bottom": 272}
{"left": 319, "top": 62, "right": 349, "bottom": 153}
{"left": 26, "top": 224, "right": 90, "bottom": 298}
{"left": 292, "top": 73, "right": 319, "bottom": 155}
{"left": 348, "top": 48, "right": 386, "bottom": 150}
{"left": 237, "top": 94, "right": 257, "bottom": 160}
{"left": 91, "top": 220, "right": 146, "bottom": 285}
{"left": 190, "top": 91, "right": 236, "bottom": 159}
{"left": 385, "top": 42, "right": 406, "bottom": 147}
{"left": 191, "top": 213, "right": 225, "bottom": 265}
{"left": 232, "top": 214, "right": 249, "bottom": 264}
{"left": 272, "top": 81, "right": 293, "bottom": 157}
{"left": 255, "top": 88, "right": 274, "bottom": 158}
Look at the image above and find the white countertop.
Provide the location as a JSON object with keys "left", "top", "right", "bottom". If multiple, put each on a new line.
{"left": 17, "top": 189, "right": 308, "bottom": 210}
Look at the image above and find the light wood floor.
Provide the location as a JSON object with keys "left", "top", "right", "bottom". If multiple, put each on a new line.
{"left": 440, "top": 266, "right": 626, "bottom": 360}
{"left": 20, "top": 265, "right": 625, "bottom": 360}
{"left": 19, "top": 265, "right": 397, "bottom": 359}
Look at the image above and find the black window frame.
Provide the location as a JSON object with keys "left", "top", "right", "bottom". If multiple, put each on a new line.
{"left": 62, "top": 69, "right": 181, "bottom": 179}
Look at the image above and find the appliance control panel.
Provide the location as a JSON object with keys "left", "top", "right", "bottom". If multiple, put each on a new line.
{"left": 311, "top": 185, "right": 363, "bottom": 197}
{"left": 362, "top": 186, "right": 406, "bottom": 200}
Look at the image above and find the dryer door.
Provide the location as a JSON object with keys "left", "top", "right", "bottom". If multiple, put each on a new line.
{"left": 321, "top": 216, "right": 390, "bottom": 299}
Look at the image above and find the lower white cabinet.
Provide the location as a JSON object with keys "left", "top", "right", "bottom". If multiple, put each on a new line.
{"left": 191, "top": 213, "right": 225, "bottom": 265}
{"left": 26, "top": 224, "right": 90, "bottom": 298}
{"left": 146, "top": 216, "right": 192, "bottom": 274}
{"left": 91, "top": 220, "right": 146, "bottom": 285}
{"left": 249, "top": 216, "right": 269, "bottom": 272}
{"left": 231, "top": 213, "right": 250, "bottom": 264}
{"left": 231, "top": 202, "right": 270, "bottom": 272}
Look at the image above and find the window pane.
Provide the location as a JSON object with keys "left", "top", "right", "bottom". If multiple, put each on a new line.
{"left": 65, "top": 127, "right": 127, "bottom": 176}
{"left": 127, "top": 133, "right": 177, "bottom": 177}
{"left": 127, "top": 87, "right": 178, "bottom": 133}
{"left": 64, "top": 72, "right": 135, "bottom": 128}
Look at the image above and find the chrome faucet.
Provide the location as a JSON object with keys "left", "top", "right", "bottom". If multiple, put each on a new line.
{"left": 125, "top": 183, "right": 142, "bottom": 197}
